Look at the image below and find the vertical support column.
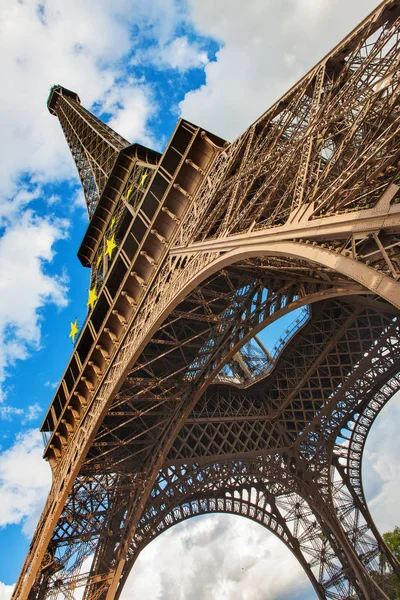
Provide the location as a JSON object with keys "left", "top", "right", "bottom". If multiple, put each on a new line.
{"left": 269, "top": 498, "right": 327, "bottom": 600}
{"left": 333, "top": 461, "right": 400, "bottom": 586}
{"left": 308, "top": 489, "right": 393, "bottom": 600}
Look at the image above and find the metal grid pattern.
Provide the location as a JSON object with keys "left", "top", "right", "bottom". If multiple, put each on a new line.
{"left": 52, "top": 90, "right": 128, "bottom": 215}
{"left": 13, "top": 2, "right": 400, "bottom": 599}
{"left": 89, "top": 161, "right": 153, "bottom": 291}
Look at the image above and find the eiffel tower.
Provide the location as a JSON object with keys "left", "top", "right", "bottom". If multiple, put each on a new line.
{"left": 13, "top": 1, "right": 400, "bottom": 598}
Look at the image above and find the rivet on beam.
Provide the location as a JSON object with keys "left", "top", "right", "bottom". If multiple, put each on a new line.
{"left": 161, "top": 206, "right": 179, "bottom": 222}
{"left": 121, "top": 290, "right": 136, "bottom": 307}
{"left": 96, "top": 344, "right": 111, "bottom": 360}
{"left": 151, "top": 229, "right": 167, "bottom": 245}
{"left": 112, "top": 310, "right": 128, "bottom": 325}
{"left": 173, "top": 183, "right": 192, "bottom": 200}
{"left": 74, "top": 391, "right": 88, "bottom": 406}
{"left": 130, "top": 271, "right": 147, "bottom": 288}
{"left": 88, "top": 360, "right": 103, "bottom": 376}
{"left": 67, "top": 404, "right": 81, "bottom": 421}
{"left": 55, "top": 431, "right": 67, "bottom": 446}
{"left": 61, "top": 419, "right": 74, "bottom": 434}
{"left": 140, "top": 250, "right": 156, "bottom": 266}
{"left": 49, "top": 444, "right": 61, "bottom": 458}
{"left": 200, "top": 130, "right": 228, "bottom": 151}
{"left": 81, "top": 376, "right": 94, "bottom": 391}
{"left": 185, "top": 158, "right": 205, "bottom": 175}
{"left": 104, "top": 327, "right": 119, "bottom": 344}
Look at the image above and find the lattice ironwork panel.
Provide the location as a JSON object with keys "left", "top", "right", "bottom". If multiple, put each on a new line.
{"left": 50, "top": 87, "right": 128, "bottom": 215}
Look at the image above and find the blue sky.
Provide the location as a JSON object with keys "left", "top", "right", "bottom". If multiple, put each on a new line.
{"left": 0, "top": 0, "right": 399, "bottom": 598}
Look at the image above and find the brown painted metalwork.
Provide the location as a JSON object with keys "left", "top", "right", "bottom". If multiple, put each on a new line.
{"left": 47, "top": 85, "right": 130, "bottom": 216}
{"left": 13, "top": 1, "right": 400, "bottom": 598}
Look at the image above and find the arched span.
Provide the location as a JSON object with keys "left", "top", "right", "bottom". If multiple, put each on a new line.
{"left": 119, "top": 457, "right": 352, "bottom": 600}
{"left": 170, "top": 241, "right": 400, "bottom": 311}
{"left": 133, "top": 502, "right": 324, "bottom": 599}
{"left": 340, "top": 373, "right": 400, "bottom": 504}
{"left": 107, "top": 244, "right": 397, "bottom": 440}
{"left": 182, "top": 287, "right": 369, "bottom": 395}
{"left": 89, "top": 296, "right": 396, "bottom": 600}
{"left": 331, "top": 371, "right": 400, "bottom": 576}
{"left": 27, "top": 253, "right": 398, "bottom": 600}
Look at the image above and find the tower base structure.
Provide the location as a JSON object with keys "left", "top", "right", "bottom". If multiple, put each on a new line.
{"left": 13, "top": 2, "right": 400, "bottom": 598}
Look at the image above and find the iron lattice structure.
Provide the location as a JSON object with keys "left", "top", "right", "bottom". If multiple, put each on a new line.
{"left": 47, "top": 87, "right": 130, "bottom": 216}
{"left": 14, "top": 1, "right": 400, "bottom": 598}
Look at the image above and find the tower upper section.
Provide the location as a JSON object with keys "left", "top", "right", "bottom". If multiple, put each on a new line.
{"left": 47, "top": 85, "right": 130, "bottom": 216}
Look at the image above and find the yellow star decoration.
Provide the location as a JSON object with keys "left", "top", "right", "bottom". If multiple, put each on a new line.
{"left": 140, "top": 172, "right": 148, "bottom": 186}
{"left": 87, "top": 286, "right": 98, "bottom": 310}
{"left": 110, "top": 216, "right": 116, "bottom": 230}
{"left": 126, "top": 187, "right": 132, "bottom": 200}
{"left": 105, "top": 234, "right": 117, "bottom": 260}
{"left": 69, "top": 319, "right": 79, "bottom": 344}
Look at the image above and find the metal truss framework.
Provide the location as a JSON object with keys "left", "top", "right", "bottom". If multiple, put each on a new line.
{"left": 47, "top": 86, "right": 129, "bottom": 215}
{"left": 13, "top": 2, "right": 400, "bottom": 599}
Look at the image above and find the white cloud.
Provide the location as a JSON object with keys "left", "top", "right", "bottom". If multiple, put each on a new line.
{"left": 0, "top": 0, "right": 188, "bottom": 209}
{"left": 0, "top": 402, "right": 41, "bottom": 424}
{"left": 0, "top": 188, "right": 42, "bottom": 226}
{"left": 70, "top": 188, "right": 87, "bottom": 213}
{"left": 0, "top": 583, "right": 14, "bottom": 600}
{"left": 0, "top": 429, "right": 50, "bottom": 600}
{"left": 44, "top": 380, "right": 58, "bottom": 389}
{"left": 122, "top": 514, "right": 313, "bottom": 600}
{"left": 22, "top": 403, "right": 43, "bottom": 424}
{"left": 132, "top": 36, "right": 209, "bottom": 73}
{"left": 104, "top": 80, "right": 159, "bottom": 149}
{"left": 0, "top": 406, "right": 23, "bottom": 421}
{"left": 0, "top": 210, "right": 69, "bottom": 400}
{"left": 156, "top": 36, "right": 209, "bottom": 72}
{"left": 0, "top": 429, "right": 51, "bottom": 536}
{"left": 180, "top": 0, "right": 380, "bottom": 140}
{"left": 362, "top": 390, "right": 400, "bottom": 533}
